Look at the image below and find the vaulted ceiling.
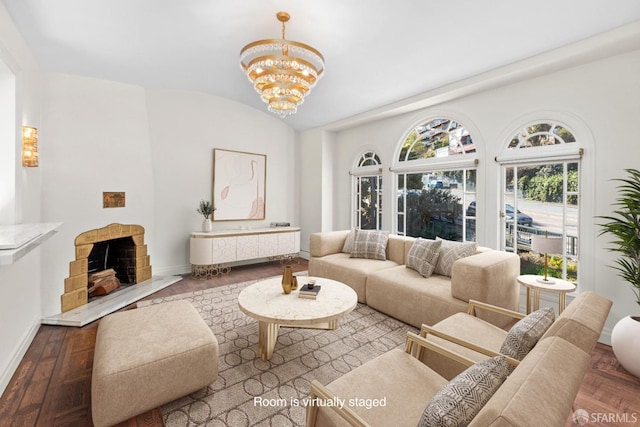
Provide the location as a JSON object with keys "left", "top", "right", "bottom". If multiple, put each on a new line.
{"left": 3, "top": 0, "right": 640, "bottom": 130}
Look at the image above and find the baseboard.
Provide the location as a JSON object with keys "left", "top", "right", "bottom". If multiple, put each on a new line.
{"left": 599, "top": 327, "right": 613, "bottom": 346}
{"left": 0, "top": 318, "right": 41, "bottom": 397}
{"left": 153, "top": 264, "right": 191, "bottom": 276}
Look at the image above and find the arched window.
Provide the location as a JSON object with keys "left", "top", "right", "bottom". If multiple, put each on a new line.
{"left": 507, "top": 122, "right": 576, "bottom": 148}
{"left": 398, "top": 118, "right": 475, "bottom": 161}
{"left": 351, "top": 151, "right": 382, "bottom": 230}
{"left": 393, "top": 118, "right": 478, "bottom": 241}
{"left": 497, "top": 121, "right": 582, "bottom": 283}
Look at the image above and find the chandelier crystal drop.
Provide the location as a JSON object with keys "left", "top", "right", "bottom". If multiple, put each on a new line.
{"left": 240, "top": 11, "right": 325, "bottom": 118}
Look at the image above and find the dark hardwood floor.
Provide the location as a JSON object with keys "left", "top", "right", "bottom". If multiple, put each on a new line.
{"left": 1, "top": 260, "right": 639, "bottom": 427}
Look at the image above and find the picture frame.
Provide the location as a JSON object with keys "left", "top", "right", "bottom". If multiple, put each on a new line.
{"left": 103, "top": 192, "right": 125, "bottom": 208}
{"left": 212, "top": 149, "right": 266, "bottom": 221}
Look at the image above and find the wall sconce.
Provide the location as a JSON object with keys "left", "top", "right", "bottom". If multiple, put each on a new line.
{"left": 22, "top": 126, "right": 38, "bottom": 167}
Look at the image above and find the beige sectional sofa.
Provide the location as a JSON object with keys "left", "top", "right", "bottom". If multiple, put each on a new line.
{"left": 309, "top": 230, "right": 521, "bottom": 328}
{"left": 306, "top": 291, "right": 612, "bottom": 427}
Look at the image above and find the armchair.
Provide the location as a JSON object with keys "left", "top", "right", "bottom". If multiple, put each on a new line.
{"left": 418, "top": 291, "right": 612, "bottom": 380}
{"left": 417, "top": 299, "right": 525, "bottom": 378}
{"left": 305, "top": 292, "right": 611, "bottom": 427}
{"left": 306, "top": 332, "right": 516, "bottom": 427}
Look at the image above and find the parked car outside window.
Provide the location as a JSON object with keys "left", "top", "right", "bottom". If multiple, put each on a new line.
{"left": 465, "top": 202, "right": 533, "bottom": 226}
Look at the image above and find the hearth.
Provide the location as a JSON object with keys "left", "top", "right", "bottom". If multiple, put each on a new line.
{"left": 61, "top": 223, "right": 152, "bottom": 312}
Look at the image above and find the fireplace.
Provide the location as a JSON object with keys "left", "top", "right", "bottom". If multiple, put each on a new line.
{"left": 88, "top": 237, "right": 137, "bottom": 283}
{"left": 62, "top": 223, "right": 152, "bottom": 312}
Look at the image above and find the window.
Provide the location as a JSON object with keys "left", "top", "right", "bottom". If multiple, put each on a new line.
{"left": 351, "top": 151, "right": 382, "bottom": 230}
{"left": 394, "top": 118, "right": 477, "bottom": 241}
{"left": 398, "top": 118, "right": 475, "bottom": 161}
{"left": 498, "top": 122, "right": 581, "bottom": 282}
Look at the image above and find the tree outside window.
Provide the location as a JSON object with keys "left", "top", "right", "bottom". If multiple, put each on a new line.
{"left": 352, "top": 152, "right": 382, "bottom": 230}
{"left": 501, "top": 122, "right": 580, "bottom": 282}
{"left": 395, "top": 118, "right": 477, "bottom": 242}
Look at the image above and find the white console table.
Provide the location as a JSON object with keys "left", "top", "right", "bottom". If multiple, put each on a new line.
{"left": 190, "top": 227, "right": 300, "bottom": 278}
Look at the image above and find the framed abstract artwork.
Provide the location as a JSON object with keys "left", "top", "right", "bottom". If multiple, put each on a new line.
{"left": 212, "top": 149, "right": 266, "bottom": 221}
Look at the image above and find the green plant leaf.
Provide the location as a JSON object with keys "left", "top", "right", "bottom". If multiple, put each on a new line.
{"left": 596, "top": 168, "right": 640, "bottom": 308}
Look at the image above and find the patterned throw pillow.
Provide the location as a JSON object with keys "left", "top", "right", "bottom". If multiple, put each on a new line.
{"left": 349, "top": 230, "right": 389, "bottom": 260}
{"left": 433, "top": 237, "right": 478, "bottom": 277}
{"left": 418, "top": 356, "right": 511, "bottom": 427}
{"left": 406, "top": 238, "right": 442, "bottom": 278}
{"left": 500, "top": 307, "right": 555, "bottom": 362}
{"left": 341, "top": 229, "right": 357, "bottom": 253}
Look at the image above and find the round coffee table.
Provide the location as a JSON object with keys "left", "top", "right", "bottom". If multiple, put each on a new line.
{"left": 238, "top": 276, "right": 357, "bottom": 361}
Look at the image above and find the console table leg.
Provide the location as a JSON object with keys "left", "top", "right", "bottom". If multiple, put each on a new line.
{"left": 258, "top": 321, "right": 279, "bottom": 361}
{"left": 190, "top": 263, "right": 231, "bottom": 280}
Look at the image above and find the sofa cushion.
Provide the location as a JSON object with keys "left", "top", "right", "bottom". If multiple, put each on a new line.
{"left": 418, "top": 356, "right": 511, "bottom": 427}
{"left": 350, "top": 229, "right": 389, "bottom": 260}
{"left": 471, "top": 337, "right": 590, "bottom": 427}
{"left": 434, "top": 238, "right": 478, "bottom": 277}
{"left": 421, "top": 313, "right": 508, "bottom": 380}
{"left": 406, "top": 238, "right": 442, "bottom": 278}
{"left": 366, "top": 266, "right": 467, "bottom": 328}
{"left": 450, "top": 250, "right": 521, "bottom": 328}
{"left": 540, "top": 291, "right": 612, "bottom": 354}
{"left": 310, "top": 230, "right": 351, "bottom": 257}
{"left": 308, "top": 252, "right": 399, "bottom": 303}
{"left": 341, "top": 228, "right": 357, "bottom": 253}
{"left": 500, "top": 307, "right": 555, "bottom": 361}
{"left": 315, "top": 349, "right": 448, "bottom": 427}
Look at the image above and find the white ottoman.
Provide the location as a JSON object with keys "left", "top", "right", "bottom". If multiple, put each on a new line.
{"left": 91, "top": 300, "right": 218, "bottom": 427}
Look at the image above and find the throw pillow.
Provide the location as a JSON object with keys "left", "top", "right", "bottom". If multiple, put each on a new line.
{"left": 433, "top": 237, "right": 478, "bottom": 277}
{"left": 418, "top": 356, "right": 511, "bottom": 427}
{"left": 341, "top": 229, "right": 357, "bottom": 253}
{"left": 406, "top": 238, "right": 442, "bottom": 278}
{"left": 349, "top": 229, "right": 389, "bottom": 260}
{"left": 500, "top": 307, "right": 555, "bottom": 362}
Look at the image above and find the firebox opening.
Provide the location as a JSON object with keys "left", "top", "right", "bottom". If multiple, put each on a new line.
{"left": 87, "top": 236, "right": 137, "bottom": 284}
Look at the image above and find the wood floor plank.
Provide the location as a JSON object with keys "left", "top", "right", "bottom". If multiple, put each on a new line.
{"left": 1, "top": 260, "right": 639, "bottom": 427}
{"left": 0, "top": 325, "right": 65, "bottom": 425}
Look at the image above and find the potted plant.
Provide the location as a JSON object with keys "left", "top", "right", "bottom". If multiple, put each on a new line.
{"left": 598, "top": 168, "right": 640, "bottom": 378}
{"left": 197, "top": 200, "right": 216, "bottom": 232}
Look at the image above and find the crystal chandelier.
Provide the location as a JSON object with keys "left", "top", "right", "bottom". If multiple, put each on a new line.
{"left": 240, "top": 11, "right": 325, "bottom": 118}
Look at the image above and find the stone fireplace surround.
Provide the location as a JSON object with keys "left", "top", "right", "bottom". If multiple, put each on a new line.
{"left": 61, "top": 223, "right": 152, "bottom": 312}
{"left": 42, "top": 223, "right": 180, "bottom": 327}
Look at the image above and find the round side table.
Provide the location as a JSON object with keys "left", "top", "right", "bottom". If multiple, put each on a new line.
{"left": 517, "top": 274, "right": 576, "bottom": 314}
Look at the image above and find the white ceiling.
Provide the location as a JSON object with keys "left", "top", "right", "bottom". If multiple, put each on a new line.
{"left": 3, "top": 0, "right": 640, "bottom": 131}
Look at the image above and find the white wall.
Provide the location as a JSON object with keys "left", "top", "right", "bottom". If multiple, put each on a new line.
{"left": 37, "top": 77, "right": 299, "bottom": 316}
{"left": 0, "top": 1, "right": 43, "bottom": 394}
{"left": 0, "top": 67, "right": 16, "bottom": 224}
{"left": 39, "top": 74, "right": 155, "bottom": 317}
{"left": 145, "top": 88, "right": 297, "bottom": 274}
{"left": 0, "top": 0, "right": 300, "bottom": 389}
{"left": 300, "top": 49, "right": 640, "bottom": 343}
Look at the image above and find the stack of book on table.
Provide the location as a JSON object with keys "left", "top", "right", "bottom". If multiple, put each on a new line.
{"left": 298, "top": 284, "right": 321, "bottom": 299}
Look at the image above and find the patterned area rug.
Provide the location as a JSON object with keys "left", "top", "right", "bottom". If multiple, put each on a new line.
{"left": 138, "top": 275, "right": 417, "bottom": 426}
